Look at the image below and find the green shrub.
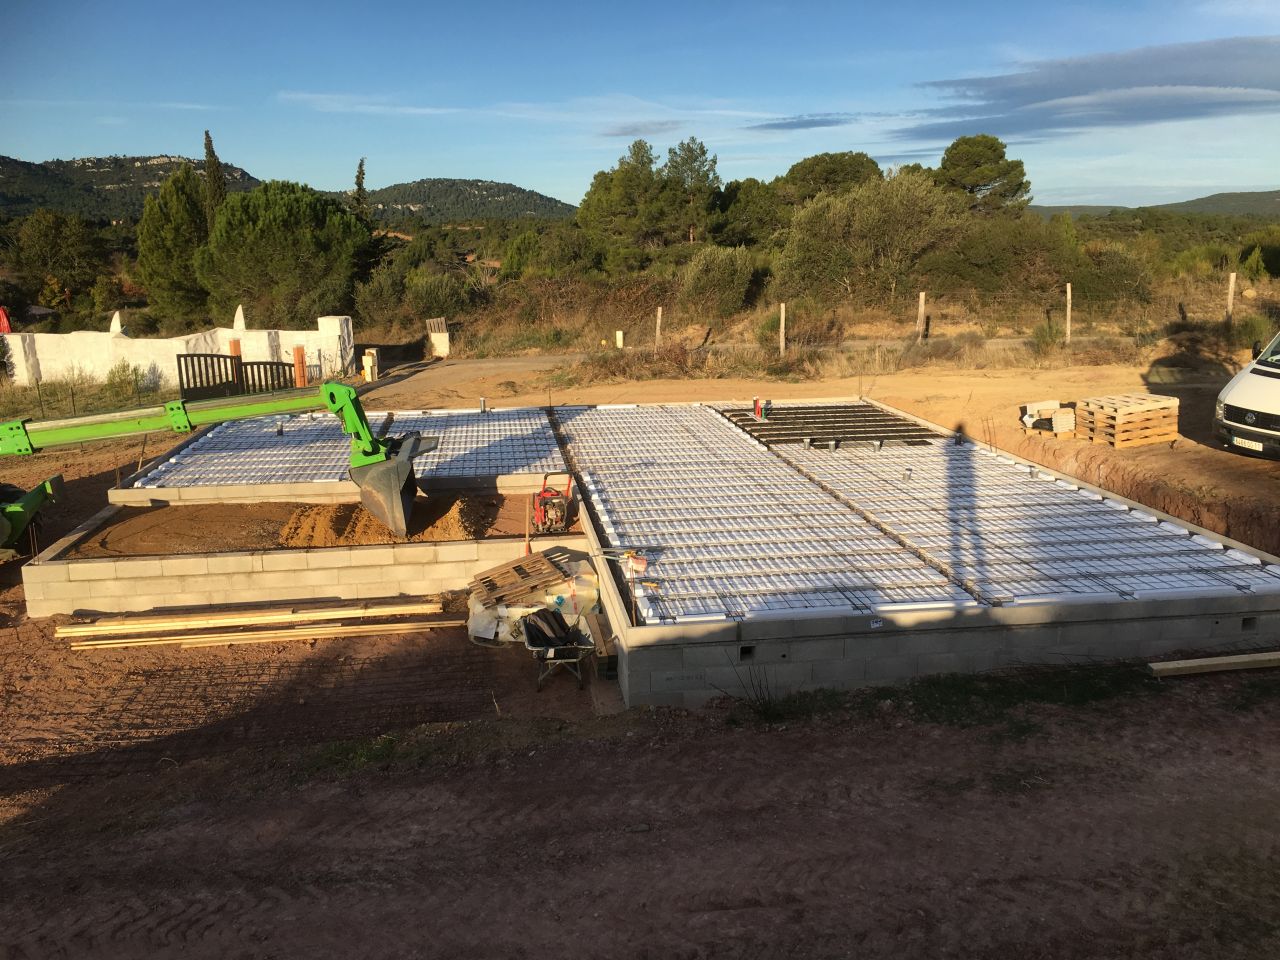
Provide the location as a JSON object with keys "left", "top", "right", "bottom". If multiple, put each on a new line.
{"left": 1226, "top": 313, "right": 1276, "bottom": 351}
{"left": 679, "top": 246, "right": 755, "bottom": 317}
{"left": 353, "top": 262, "right": 406, "bottom": 328}
{"left": 404, "top": 268, "right": 465, "bottom": 318}
{"left": 105, "top": 359, "right": 141, "bottom": 402}
{"left": 755, "top": 313, "right": 780, "bottom": 348}
{"left": 1030, "top": 320, "right": 1065, "bottom": 355}
{"left": 1241, "top": 246, "right": 1269, "bottom": 283}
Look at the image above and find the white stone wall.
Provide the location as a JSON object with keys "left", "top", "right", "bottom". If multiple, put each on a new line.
{"left": 2, "top": 313, "right": 354, "bottom": 387}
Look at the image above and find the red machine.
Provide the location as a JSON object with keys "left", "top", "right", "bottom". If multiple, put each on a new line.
{"left": 532, "top": 472, "right": 573, "bottom": 535}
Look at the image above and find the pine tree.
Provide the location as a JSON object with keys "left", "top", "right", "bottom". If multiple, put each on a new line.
{"left": 137, "top": 165, "right": 209, "bottom": 319}
{"left": 351, "top": 157, "right": 371, "bottom": 225}
{"left": 202, "top": 130, "right": 227, "bottom": 232}
{"left": 935, "top": 134, "right": 1030, "bottom": 214}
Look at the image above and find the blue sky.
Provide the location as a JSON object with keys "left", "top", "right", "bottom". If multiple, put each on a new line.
{"left": 1, "top": 0, "right": 1277, "bottom": 206}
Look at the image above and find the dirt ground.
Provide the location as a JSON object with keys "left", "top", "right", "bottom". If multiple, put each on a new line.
{"left": 1, "top": 355, "right": 1279, "bottom": 957}
{"left": 3, "top": 668, "right": 1280, "bottom": 958}
{"left": 62, "top": 493, "right": 557, "bottom": 558}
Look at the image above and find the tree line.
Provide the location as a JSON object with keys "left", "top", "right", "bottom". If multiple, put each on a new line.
{"left": 1, "top": 131, "right": 1277, "bottom": 339}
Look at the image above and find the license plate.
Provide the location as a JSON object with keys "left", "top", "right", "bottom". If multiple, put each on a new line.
{"left": 1233, "top": 436, "right": 1265, "bottom": 452}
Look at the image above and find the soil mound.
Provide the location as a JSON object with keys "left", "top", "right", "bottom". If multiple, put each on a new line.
{"left": 277, "top": 496, "right": 501, "bottom": 548}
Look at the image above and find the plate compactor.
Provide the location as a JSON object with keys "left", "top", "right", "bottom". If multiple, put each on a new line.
{"left": 531, "top": 472, "right": 573, "bottom": 535}
{"left": 0, "top": 382, "right": 433, "bottom": 545}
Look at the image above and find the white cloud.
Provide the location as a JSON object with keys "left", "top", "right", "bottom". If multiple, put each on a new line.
{"left": 276, "top": 91, "right": 457, "bottom": 117}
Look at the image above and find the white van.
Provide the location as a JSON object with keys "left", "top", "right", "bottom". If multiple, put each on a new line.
{"left": 1215, "top": 329, "right": 1280, "bottom": 459}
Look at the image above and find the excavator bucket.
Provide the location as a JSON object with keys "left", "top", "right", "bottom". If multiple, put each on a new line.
{"left": 348, "top": 433, "right": 436, "bottom": 539}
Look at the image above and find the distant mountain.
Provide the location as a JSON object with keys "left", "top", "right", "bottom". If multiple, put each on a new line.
{"left": 1030, "top": 189, "right": 1280, "bottom": 220}
{"left": 361, "top": 178, "right": 576, "bottom": 221}
{"left": 0, "top": 154, "right": 258, "bottom": 220}
{"left": 1152, "top": 189, "right": 1280, "bottom": 217}
{"left": 1028, "top": 204, "right": 1123, "bottom": 219}
{"left": 0, "top": 153, "right": 576, "bottom": 224}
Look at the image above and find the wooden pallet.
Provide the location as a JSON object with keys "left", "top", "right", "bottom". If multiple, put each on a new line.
{"left": 469, "top": 551, "right": 567, "bottom": 607}
{"left": 1075, "top": 394, "right": 1178, "bottom": 448}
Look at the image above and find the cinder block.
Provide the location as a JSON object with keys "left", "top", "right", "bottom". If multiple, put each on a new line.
{"left": 650, "top": 669, "right": 708, "bottom": 693}
{"left": 808, "top": 658, "right": 866, "bottom": 685}
{"left": 680, "top": 644, "right": 746, "bottom": 669}
{"left": 392, "top": 578, "right": 446, "bottom": 596}
{"left": 22, "top": 582, "right": 44, "bottom": 601}
{"left": 246, "top": 569, "right": 309, "bottom": 589}
{"left": 31, "top": 581, "right": 91, "bottom": 601}
{"left": 917, "top": 652, "right": 966, "bottom": 676}
{"left": 260, "top": 552, "right": 309, "bottom": 572}
{"left": 67, "top": 561, "right": 118, "bottom": 581}
{"left": 26, "top": 600, "right": 57, "bottom": 618}
{"left": 476, "top": 540, "right": 523, "bottom": 561}
{"left": 433, "top": 542, "right": 480, "bottom": 564}
{"left": 704, "top": 661, "right": 810, "bottom": 695}
{"left": 304, "top": 550, "right": 354, "bottom": 570}
{"left": 351, "top": 546, "right": 397, "bottom": 566}
{"left": 206, "top": 555, "right": 258, "bottom": 575}
{"left": 866, "top": 655, "right": 918, "bottom": 682}
{"left": 393, "top": 543, "right": 437, "bottom": 564}
{"left": 89, "top": 579, "right": 150, "bottom": 598}
{"left": 790, "top": 637, "right": 846, "bottom": 661}
{"left": 160, "top": 556, "right": 210, "bottom": 577}
{"left": 154, "top": 590, "right": 214, "bottom": 609}
{"left": 338, "top": 565, "right": 394, "bottom": 585}
{"left": 624, "top": 645, "right": 686, "bottom": 673}
{"left": 22, "top": 563, "right": 69, "bottom": 583}
{"left": 114, "top": 559, "right": 164, "bottom": 578}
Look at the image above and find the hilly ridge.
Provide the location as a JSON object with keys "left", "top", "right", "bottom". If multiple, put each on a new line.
{"left": 0, "top": 154, "right": 576, "bottom": 223}
{"left": 1030, "top": 189, "right": 1280, "bottom": 220}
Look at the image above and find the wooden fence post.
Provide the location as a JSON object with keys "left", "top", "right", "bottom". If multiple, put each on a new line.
{"left": 779, "top": 302, "right": 787, "bottom": 357}
{"left": 655, "top": 306, "right": 663, "bottom": 350}
{"left": 1226, "top": 271, "right": 1237, "bottom": 325}
{"left": 916, "top": 292, "right": 926, "bottom": 343}
{"left": 293, "top": 345, "right": 307, "bottom": 388}
{"left": 1065, "top": 283, "right": 1072, "bottom": 344}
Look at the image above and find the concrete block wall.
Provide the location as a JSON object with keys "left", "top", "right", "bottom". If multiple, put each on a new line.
{"left": 615, "top": 600, "right": 1280, "bottom": 708}
{"left": 23, "top": 534, "right": 589, "bottom": 618}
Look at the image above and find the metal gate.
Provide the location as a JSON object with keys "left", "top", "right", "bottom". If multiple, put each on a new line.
{"left": 242, "top": 361, "right": 294, "bottom": 394}
{"left": 177, "top": 354, "right": 296, "bottom": 402}
{"left": 177, "top": 354, "right": 242, "bottom": 402}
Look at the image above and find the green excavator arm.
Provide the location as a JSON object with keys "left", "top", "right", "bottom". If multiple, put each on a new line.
{"left": 0, "top": 382, "right": 430, "bottom": 538}
{"left": 0, "top": 475, "right": 64, "bottom": 559}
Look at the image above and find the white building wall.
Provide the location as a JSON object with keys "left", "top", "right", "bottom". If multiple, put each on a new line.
{"left": 1, "top": 314, "right": 354, "bottom": 387}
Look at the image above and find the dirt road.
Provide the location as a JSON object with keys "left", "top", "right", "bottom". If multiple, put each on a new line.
{"left": 3, "top": 672, "right": 1279, "bottom": 958}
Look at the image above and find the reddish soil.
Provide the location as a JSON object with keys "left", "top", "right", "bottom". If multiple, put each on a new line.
{"left": 1, "top": 358, "right": 1278, "bottom": 957}
{"left": 61, "top": 493, "right": 556, "bottom": 558}
{"left": 2, "top": 670, "right": 1280, "bottom": 958}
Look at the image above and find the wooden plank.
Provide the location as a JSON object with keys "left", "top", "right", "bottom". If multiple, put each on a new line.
{"left": 1148, "top": 651, "right": 1280, "bottom": 678}
{"left": 70, "top": 618, "right": 465, "bottom": 651}
{"left": 57, "top": 600, "right": 445, "bottom": 639}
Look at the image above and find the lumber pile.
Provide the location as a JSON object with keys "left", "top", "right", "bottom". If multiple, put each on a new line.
{"left": 1075, "top": 394, "right": 1179, "bottom": 449}
{"left": 59, "top": 599, "right": 462, "bottom": 650}
{"left": 1020, "top": 400, "right": 1075, "bottom": 437}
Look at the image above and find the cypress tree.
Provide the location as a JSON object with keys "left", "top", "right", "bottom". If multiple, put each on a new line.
{"left": 351, "top": 157, "right": 371, "bottom": 225}
{"left": 202, "top": 130, "right": 227, "bottom": 231}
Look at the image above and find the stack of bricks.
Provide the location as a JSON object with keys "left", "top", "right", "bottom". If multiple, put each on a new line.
{"left": 1075, "top": 394, "right": 1179, "bottom": 449}
{"left": 1020, "top": 400, "right": 1076, "bottom": 436}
